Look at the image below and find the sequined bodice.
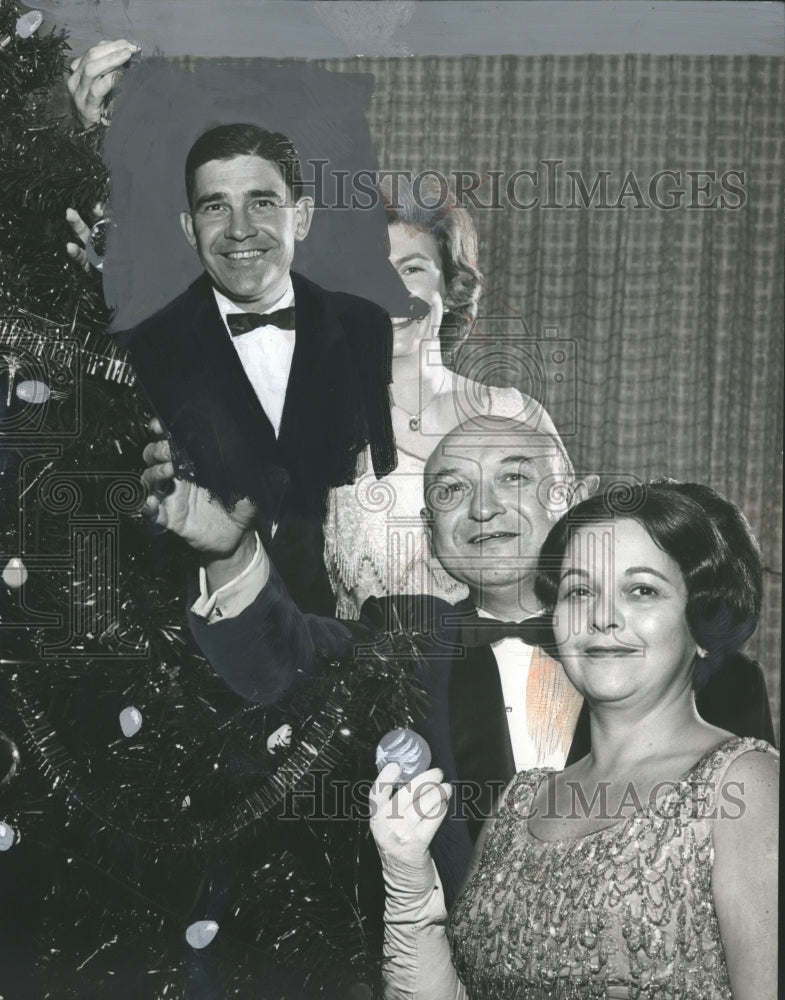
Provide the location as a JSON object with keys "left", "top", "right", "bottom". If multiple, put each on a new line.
{"left": 448, "top": 737, "right": 771, "bottom": 1000}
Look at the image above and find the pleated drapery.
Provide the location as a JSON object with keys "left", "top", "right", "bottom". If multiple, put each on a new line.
{"left": 321, "top": 53, "right": 783, "bottom": 732}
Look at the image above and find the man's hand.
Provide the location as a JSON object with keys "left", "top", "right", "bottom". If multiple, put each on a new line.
{"left": 67, "top": 39, "right": 140, "bottom": 128}
{"left": 370, "top": 765, "right": 452, "bottom": 873}
{"left": 66, "top": 204, "right": 104, "bottom": 272}
{"left": 141, "top": 419, "right": 259, "bottom": 589}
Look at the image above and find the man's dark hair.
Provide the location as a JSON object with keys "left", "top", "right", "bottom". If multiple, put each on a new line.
{"left": 184, "top": 123, "right": 304, "bottom": 208}
{"left": 534, "top": 480, "right": 763, "bottom": 682}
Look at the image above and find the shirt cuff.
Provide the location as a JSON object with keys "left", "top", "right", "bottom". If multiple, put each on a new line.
{"left": 190, "top": 532, "right": 268, "bottom": 623}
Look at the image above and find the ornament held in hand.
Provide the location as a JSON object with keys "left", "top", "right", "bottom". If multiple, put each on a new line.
{"left": 85, "top": 218, "right": 114, "bottom": 271}
{"left": 375, "top": 728, "right": 431, "bottom": 785}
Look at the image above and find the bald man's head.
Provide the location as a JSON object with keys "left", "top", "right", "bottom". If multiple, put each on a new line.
{"left": 421, "top": 416, "right": 577, "bottom": 602}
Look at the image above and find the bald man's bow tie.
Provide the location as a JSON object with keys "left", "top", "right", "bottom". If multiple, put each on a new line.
{"left": 226, "top": 307, "right": 296, "bottom": 336}
{"left": 458, "top": 615, "right": 553, "bottom": 648}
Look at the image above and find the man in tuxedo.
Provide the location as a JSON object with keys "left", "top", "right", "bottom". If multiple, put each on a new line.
{"left": 121, "top": 123, "right": 396, "bottom": 614}
{"left": 144, "top": 414, "right": 775, "bottom": 900}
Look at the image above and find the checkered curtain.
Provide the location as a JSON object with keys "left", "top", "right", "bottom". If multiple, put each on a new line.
{"left": 323, "top": 53, "right": 784, "bottom": 735}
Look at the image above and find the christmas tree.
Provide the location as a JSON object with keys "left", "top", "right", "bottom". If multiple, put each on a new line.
{"left": 0, "top": 1, "right": 106, "bottom": 326}
{"left": 0, "top": 4, "right": 415, "bottom": 995}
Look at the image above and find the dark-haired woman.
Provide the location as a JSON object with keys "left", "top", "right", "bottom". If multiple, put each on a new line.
{"left": 566, "top": 480, "right": 775, "bottom": 758}
{"left": 371, "top": 481, "right": 778, "bottom": 1000}
{"left": 324, "top": 176, "right": 553, "bottom": 617}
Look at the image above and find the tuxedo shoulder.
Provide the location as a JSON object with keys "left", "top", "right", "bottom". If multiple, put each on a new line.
{"left": 337, "top": 297, "right": 391, "bottom": 348}
{"left": 292, "top": 271, "right": 389, "bottom": 325}
{"left": 330, "top": 288, "right": 389, "bottom": 322}
{"left": 367, "top": 594, "right": 464, "bottom": 633}
{"left": 325, "top": 290, "right": 391, "bottom": 363}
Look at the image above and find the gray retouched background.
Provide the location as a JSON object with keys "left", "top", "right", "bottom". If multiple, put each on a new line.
{"left": 33, "top": 1, "right": 785, "bottom": 58}
{"left": 102, "top": 58, "right": 413, "bottom": 330}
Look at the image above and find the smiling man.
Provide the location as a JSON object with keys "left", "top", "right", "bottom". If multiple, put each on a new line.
{"left": 121, "top": 124, "right": 396, "bottom": 613}
{"left": 182, "top": 153, "right": 306, "bottom": 315}
{"left": 421, "top": 420, "right": 574, "bottom": 622}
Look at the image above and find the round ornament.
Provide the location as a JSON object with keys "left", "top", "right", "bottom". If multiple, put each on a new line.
{"left": 0, "top": 821, "right": 16, "bottom": 851}
{"left": 375, "top": 728, "right": 431, "bottom": 785}
{"left": 185, "top": 919, "right": 219, "bottom": 950}
{"left": 16, "top": 380, "right": 50, "bottom": 404}
{"left": 119, "top": 706, "right": 143, "bottom": 737}
{"left": 2, "top": 557, "right": 28, "bottom": 590}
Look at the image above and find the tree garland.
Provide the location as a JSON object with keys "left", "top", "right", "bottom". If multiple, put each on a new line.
{"left": 0, "top": 4, "right": 421, "bottom": 995}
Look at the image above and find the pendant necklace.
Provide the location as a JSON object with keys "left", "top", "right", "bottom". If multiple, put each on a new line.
{"left": 395, "top": 388, "right": 441, "bottom": 432}
{"left": 394, "top": 369, "right": 448, "bottom": 432}
{"left": 407, "top": 406, "right": 431, "bottom": 432}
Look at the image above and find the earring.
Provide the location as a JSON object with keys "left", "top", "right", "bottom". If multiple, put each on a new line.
{"left": 697, "top": 647, "right": 709, "bottom": 659}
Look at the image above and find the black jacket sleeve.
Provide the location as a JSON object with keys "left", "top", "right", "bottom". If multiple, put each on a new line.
{"left": 186, "top": 564, "right": 378, "bottom": 705}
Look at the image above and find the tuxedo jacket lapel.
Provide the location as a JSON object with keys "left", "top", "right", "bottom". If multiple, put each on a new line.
{"left": 277, "top": 273, "right": 333, "bottom": 482}
{"left": 449, "top": 643, "right": 516, "bottom": 840}
{"left": 125, "top": 269, "right": 395, "bottom": 522}
{"left": 125, "top": 274, "right": 282, "bottom": 505}
{"left": 445, "top": 598, "right": 516, "bottom": 806}
{"left": 278, "top": 273, "right": 366, "bottom": 519}
{"left": 566, "top": 700, "right": 591, "bottom": 765}
{"left": 186, "top": 276, "right": 278, "bottom": 454}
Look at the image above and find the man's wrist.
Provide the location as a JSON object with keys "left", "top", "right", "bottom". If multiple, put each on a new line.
{"left": 204, "top": 531, "right": 258, "bottom": 592}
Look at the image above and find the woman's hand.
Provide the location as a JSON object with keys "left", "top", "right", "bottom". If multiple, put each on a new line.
{"left": 370, "top": 764, "right": 452, "bottom": 872}
{"left": 372, "top": 765, "right": 464, "bottom": 1000}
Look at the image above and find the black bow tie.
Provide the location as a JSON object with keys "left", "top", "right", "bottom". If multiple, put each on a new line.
{"left": 226, "top": 307, "right": 296, "bottom": 336}
{"left": 457, "top": 614, "right": 553, "bottom": 648}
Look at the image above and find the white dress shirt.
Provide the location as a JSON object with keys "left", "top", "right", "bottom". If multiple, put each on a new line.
{"left": 476, "top": 607, "right": 572, "bottom": 773}
{"left": 213, "top": 282, "right": 296, "bottom": 438}
{"left": 190, "top": 532, "right": 266, "bottom": 622}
